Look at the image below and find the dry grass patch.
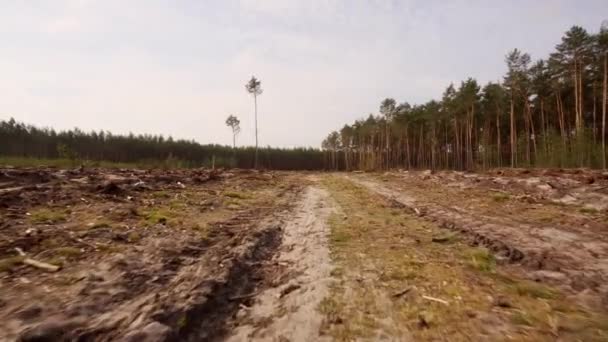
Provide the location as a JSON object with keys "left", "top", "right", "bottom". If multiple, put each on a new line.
{"left": 0, "top": 256, "right": 25, "bottom": 273}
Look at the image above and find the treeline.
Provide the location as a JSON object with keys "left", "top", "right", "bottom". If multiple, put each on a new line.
{"left": 0, "top": 118, "right": 324, "bottom": 170}
{"left": 323, "top": 24, "right": 608, "bottom": 171}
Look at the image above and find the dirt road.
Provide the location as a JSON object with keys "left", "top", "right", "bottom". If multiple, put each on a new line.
{"left": 228, "top": 184, "right": 336, "bottom": 341}
{"left": 1, "top": 167, "right": 608, "bottom": 341}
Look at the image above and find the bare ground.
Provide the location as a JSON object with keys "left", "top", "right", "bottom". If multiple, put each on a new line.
{"left": 0, "top": 167, "right": 306, "bottom": 341}
{"left": 228, "top": 182, "right": 336, "bottom": 341}
{"left": 1, "top": 166, "right": 608, "bottom": 341}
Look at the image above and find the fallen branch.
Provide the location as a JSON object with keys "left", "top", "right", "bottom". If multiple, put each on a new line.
{"left": 228, "top": 291, "right": 260, "bottom": 301}
{"left": 431, "top": 236, "right": 452, "bottom": 243}
{"left": 422, "top": 295, "right": 449, "bottom": 306}
{"left": 280, "top": 284, "right": 301, "bottom": 298}
{"left": 392, "top": 286, "right": 412, "bottom": 298}
{"left": 15, "top": 247, "right": 60, "bottom": 272}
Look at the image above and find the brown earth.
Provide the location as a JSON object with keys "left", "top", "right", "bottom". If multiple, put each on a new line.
{"left": 0, "top": 166, "right": 307, "bottom": 341}
{"left": 349, "top": 169, "right": 608, "bottom": 310}
{"left": 1, "top": 166, "right": 608, "bottom": 341}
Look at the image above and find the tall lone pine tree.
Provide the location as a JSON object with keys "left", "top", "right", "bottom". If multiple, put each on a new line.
{"left": 245, "top": 76, "right": 263, "bottom": 169}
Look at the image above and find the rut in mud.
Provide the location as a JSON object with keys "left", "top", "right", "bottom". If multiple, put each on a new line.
{"left": 229, "top": 185, "right": 336, "bottom": 341}
{"left": 174, "top": 221, "right": 284, "bottom": 341}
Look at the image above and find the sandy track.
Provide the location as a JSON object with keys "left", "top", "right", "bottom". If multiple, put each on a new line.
{"left": 228, "top": 185, "right": 336, "bottom": 342}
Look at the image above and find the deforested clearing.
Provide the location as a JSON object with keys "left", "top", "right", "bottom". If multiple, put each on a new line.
{"left": 3, "top": 3, "right": 608, "bottom": 341}
{"left": 1, "top": 166, "right": 608, "bottom": 341}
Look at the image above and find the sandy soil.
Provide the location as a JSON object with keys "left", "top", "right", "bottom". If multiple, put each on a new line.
{"left": 228, "top": 185, "right": 336, "bottom": 342}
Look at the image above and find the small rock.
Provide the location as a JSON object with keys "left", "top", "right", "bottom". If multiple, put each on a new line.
{"left": 112, "top": 233, "right": 128, "bottom": 242}
{"left": 493, "top": 296, "right": 512, "bottom": 308}
{"left": 98, "top": 181, "right": 123, "bottom": 195}
{"left": 24, "top": 228, "right": 39, "bottom": 237}
{"left": 532, "top": 270, "right": 567, "bottom": 283}
{"left": 87, "top": 272, "right": 105, "bottom": 282}
{"left": 418, "top": 311, "right": 434, "bottom": 329}
{"left": 122, "top": 321, "right": 172, "bottom": 342}
{"left": 536, "top": 184, "right": 553, "bottom": 191}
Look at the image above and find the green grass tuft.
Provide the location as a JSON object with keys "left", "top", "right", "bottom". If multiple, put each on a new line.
{"left": 512, "top": 281, "right": 557, "bottom": 299}
{"left": 223, "top": 191, "right": 250, "bottom": 200}
{"left": 466, "top": 247, "right": 496, "bottom": 273}
{"left": 510, "top": 311, "right": 534, "bottom": 326}
{"left": 53, "top": 247, "right": 82, "bottom": 258}
{"left": 492, "top": 193, "right": 510, "bottom": 202}
{"left": 29, "top": 208, "right": 68, "bottom": 224}
{"left": 579, "top": 207, "right": 598, "bottom": 214}
{"left": 144, "top": 209, "right": 172, "bottom": 225}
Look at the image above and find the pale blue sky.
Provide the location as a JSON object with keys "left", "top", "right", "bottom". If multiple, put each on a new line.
{"left": 1, "top": 0, "right": 606, "bottom": 147}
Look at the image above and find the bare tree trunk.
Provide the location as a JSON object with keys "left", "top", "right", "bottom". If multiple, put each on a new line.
{"left": 540, "top": 98, "right": 547, "bottom": 154}
{"left": 445, "top": 123, "right": 449, "bottom": 169}
{"left": 557, "top": 93, "right": 566, "bottom": 148}
{"left": 524, "top": 105, "right": 530, "bottom": 165}
{"left": 603, "top": 54, "right": 607, "bottom": 169}
{"left": 385, "top": 122, "right": 390, "bottom": 170}
{"left": 469, "top": 106, "right": 475, "bottom": 170}
{"left": 405, "top": 125, "right": 411, "bottom": 169}
{"left": 254, "top": 94, "right": 259, "bottom": 169}
{"left": 510, "top": 95, "right": 517, "bottom": 168}
{"left": 593, "top": 82, "right": 597, "bottom": 144}
{"left": 454, "top": 120, "right": 460, "bottom": 170}
{"left": 574, "top": 62, "right": 580, "bottom": 133}
{"left": 496, "top": 108, "right": 501, "bottom": 167}
{"left": 526, "top": 100, "right": 537, "bottom": 164}
{"left": 579, "top": 62, "right": 584, "bottom": 133}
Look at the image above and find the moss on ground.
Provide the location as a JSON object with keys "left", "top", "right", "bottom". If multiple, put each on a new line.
{"left": 29, "top": 208, "right": 68, "bottom": 224}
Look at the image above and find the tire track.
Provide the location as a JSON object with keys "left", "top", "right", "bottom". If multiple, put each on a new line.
{"left": 228, "top": 185, "right": 336, "bottom": 342}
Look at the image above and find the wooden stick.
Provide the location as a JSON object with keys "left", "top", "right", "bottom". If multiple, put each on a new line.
{"left": 392, "top": 286, "right": 412, "bottom": 298}
{"left": 15, "top": 248, "right": 60, "bottom": 272}
{"left": 22, "top": 258, "right": 60, "bottom": 272}
{"left": 229, "top": 291, "right": 260, "bottom": 301}
{"left": 422, "top": 295, "right": 449, "bottom": 305}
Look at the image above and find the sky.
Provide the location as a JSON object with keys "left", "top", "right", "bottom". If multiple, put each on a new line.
{"left": 1, "top": 1, "right": 606, "bottom": 148}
